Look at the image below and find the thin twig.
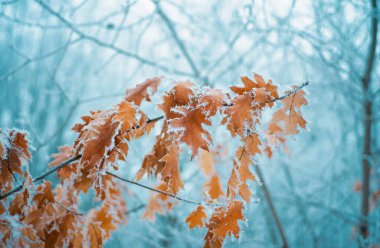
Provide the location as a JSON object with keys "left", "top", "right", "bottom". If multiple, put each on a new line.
{"left": 222, "top": 81, "right": 309, "bottom": 107}
{"left": 106, "top": 171, "right": 211, "bottom": 206}
{"left": 0, "top": 155, "right": 81, "bottom": 200}
{"left": 125, "top": 204, "right": 146, "bottom": 215}
{"left": 255, "top": 164, "right": 289, "bottom": 248}
{"left": 269, "top": 81, "right": 309, "bottom": 102}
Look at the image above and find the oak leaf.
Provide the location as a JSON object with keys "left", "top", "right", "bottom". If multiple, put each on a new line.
{"left": 186, "top": 205, "right": 207, "bottom": 229}
{"left": 204, "top": 201, "right": 245, "bottom": 248}
{"left": 204, "top": 174, "right": 224, "bottom": 202}
{"left": 160, "top": 143, "right": 184, "bottom": 194}
{"left": 221, "top": 93, "right": 257, "bottom": 137}
{"left": 169, "top": 105, "right": 212, "bottom": 158}
{"left": 143, "top": 183, "right": 177, "bottom": 221}
{"left": 199, "top": 149, "right": 215, "bottom": 176}
{"left": 136, "top": 128, "right": 171, "bottom": 180}
{"left": 270, "top": 88, "right": 307, "bottom": 136}
{"left": 199, "top": 88, "right": 225, "bottom": 116}
{"left": 125, "top": 77, "right": 161, "bottom": 106}
{"left": 0, "top": 130, "right": 31, "bottom": 193}
{"left": 159, "top": 81, "right": 195, "bottom": 120}
{"left": 49, "top": 146, "right": 76, "bottom": 181}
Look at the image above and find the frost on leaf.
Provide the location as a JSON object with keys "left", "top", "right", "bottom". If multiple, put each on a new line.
{"left": 160, "top": 143, "right": 184, "bottom": 195}
{"left": 169, "top": 105, "right": 213, "bottom": 159}
{"left": 204, "top": 201, "right": 245, "bottom": 248}
{"left": 186, "top": 205, "right": 207, "bottom": 229}
{"left": 0, "top": 129, "right": 32, "bottom": 193}
{"left": 136, "top": 128, "right": 171, "bottom": 181}
{"left": 21, "top": 182, "right": 81, "bottom": 247}
{"left": 71, "top": 100, "right": 153, "bottom": 197}
{"left": 222, "top": 74, "right": 278, "bottom": 137}
{"left": 8, "top": 171, "right": 33, "bottom": 217}
{"left": 227, "top": 133, "right": 260, "bottom": 203}
{"left": 0, "top": 216, "right": 41, "bottom": 248}
{"left": 273, "top": 88, "right": 308, "bottom": 135}
{"left": 198, "top": 88, "right": 225, "bottom": 117}
{"left": 0, "top": 130, "right": 9, "bottom": 159}
{"left": 80, "top": 177, "right": 126, "bottom": 247}
{"left": 125, "top": 77, "right": 161, "bottom": 106}
{"left": 0, "top": 74, "right": 308, "bottom": 248}
{"left": 161, "top": 82, "right": 225, "bottom": 158}
{"left": 159, "top": 81, "right": 195, "bottom": 120}
{"left": 265, "top": 88, "right": 308, "bottom": 155}
{"left": 230, "top": 74, "right": 278, "bottom": 103}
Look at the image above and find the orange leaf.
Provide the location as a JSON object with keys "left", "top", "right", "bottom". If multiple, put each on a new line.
{"left": 143, "top": 183, "right": 177, "bottom": 221}
{"left": 91, "top": 205, "right": 117, "bottom": 239}
{"left": 136, "top": 128, "right": 171, "bottom": 180}
{"left": 242, "top": 133, "right": 261, "bottom": 156}
{"left": 160, "top": 144, "right": 184, "bottom": 194}
{"left": 270, "top": 88, "right": 308, "bottom": 136}
{"left": 204, "top": 201, "right": 245, "bottom": 248}
{"left": 204, "top": 174, "right": 224, "bottom": 202}
{"left": 125, "top": 77, "right": 161, "bottom": 106}
{"left": 199, "top": 88, "right": 225, "bottom": 116}
{"left": 231, "top": 74, "right": 278, "bottom": 101}
{"left": 169, "top": 105, "right": 212, "bottom": 159}
{"left": 0, "top": 130, "right": 32, "bottom": 193}
{"left": 159, "top": 81, "right": 195, "bottom": 120}
{"left": 87, "top": 223, "right": 103, "bottom": 248}
{"left": 222, "top": 93, "right": 254, "bottom": 137}
{"left": 186, "top": 205, "right": 207, "bottom": 229}
{"left": 199, "top": 149, "right": 215, "bottom": 176}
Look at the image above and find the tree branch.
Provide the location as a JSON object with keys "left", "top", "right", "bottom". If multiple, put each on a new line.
{"left": 153, "top": 1, "right": 201, "bottom": 79}
{"left": 0, "top": 81, "right": 308, "bottom": 202}
{"left": 0, "top": 155, "right": 81, "bottom": 200}
{"left": 33, "top": 0, "right": 193, "bottom": 77}
{"left": 255, "top": 164, "right": 289, "bottom": 248}
{"left": 359, "top": 0, "right": 378, "bottom": 239}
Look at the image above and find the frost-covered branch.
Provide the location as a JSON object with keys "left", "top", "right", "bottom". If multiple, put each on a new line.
{"left": 0, "top": 81, "right": 308, "bottom": 202}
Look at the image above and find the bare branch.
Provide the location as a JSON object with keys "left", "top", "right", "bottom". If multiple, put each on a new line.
{"left": 153, "top": 1, "right": 201, "bottom": 79}
{"left": 34, "top": 0, "right": 194, "bottom": 77}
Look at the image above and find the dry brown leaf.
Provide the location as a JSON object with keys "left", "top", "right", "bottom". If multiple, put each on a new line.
{"left": 199, "top": 149, "right": 215, "bottom": 176}
{"left": 169, "top": 105, "right": 212, "bottom": 158}
{"left": 159, "top": 81, "right": 195, "bottom": 120}
{"left": 204, "top": 174, "right": 224, "bottom": 202}
{"left": 186, "top": 205, "right": 207, "bottom": 229}
{"left": 125, "top": 77, "right": 161, "bottom": 106}
{"left": 204, "top": 201, "right": 245, "bottom": 248}
{"left": 160, "top": 144, "right": 184, "bottom": 194}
